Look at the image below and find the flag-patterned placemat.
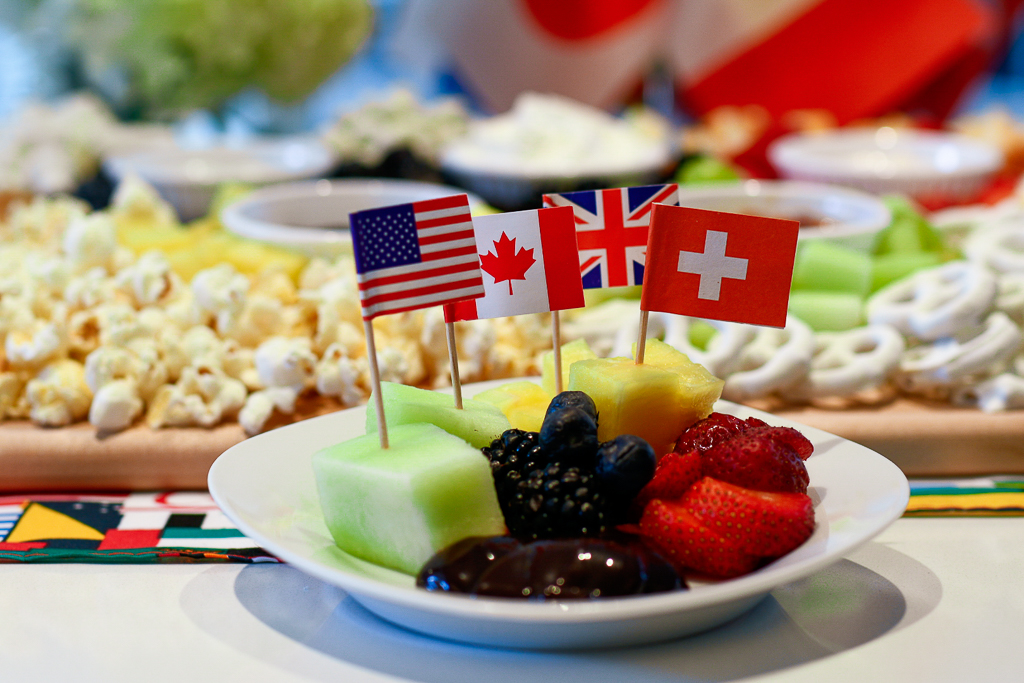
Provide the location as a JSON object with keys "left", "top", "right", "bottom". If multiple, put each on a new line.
{"left": 0, "top": 492, "right": 280, "bottom": 563}
{"left": 905, "top": 478, "right": 1024, "bottom": 516}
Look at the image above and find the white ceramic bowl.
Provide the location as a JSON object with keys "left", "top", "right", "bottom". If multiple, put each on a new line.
{"left": 103, "top": 136, "right": 338, "bottom": 221}
{"left": 768, "top": 128, "right": 1003, "bottom": 203}
{"left": 676, "top": 180, "right": 892, "bottom": 251}
{"left": 219, "top": 178, "right": 488, "bottom": 258}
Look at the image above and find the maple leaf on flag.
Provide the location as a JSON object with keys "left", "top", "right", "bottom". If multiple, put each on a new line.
{"left": 480, "top": 232, "right": 536, "bottom": 295}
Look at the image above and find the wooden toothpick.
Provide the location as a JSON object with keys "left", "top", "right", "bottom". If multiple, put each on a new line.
{"left": 552, "top": 312, "right": 563, "bottom": 394}
{"left": 635, "top": 309, "right": 649, "bottom": 364}
{"left": 363, "top": 318, "right": 388, "bottom": 449}
{"left": 445, "top": 320, "right": 463, "bottom": 409}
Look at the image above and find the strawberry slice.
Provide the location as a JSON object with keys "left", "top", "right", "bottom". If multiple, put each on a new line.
{"left": 673, "top": 412, "right": 749, "bottom": 455}
{"left": 633, "top": 450, "right": 702, "bottom": 512}
{"left": 756, "top": 425, "right": 814, "bottom": 460}
{"left": 701, "top": 428, "right": 809, "bottom": 494}
{"left": 681, "top": 477, "right": 816, "bottom": 558}
{"left": 638, "top": 499, "right": 760, "bottom": 578}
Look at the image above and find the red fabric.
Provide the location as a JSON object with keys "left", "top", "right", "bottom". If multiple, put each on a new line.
{"left": 683, "top": 0, "right": 993, "bottom": 125}
{"left": 641, "top": 205, "right": 799, "bottom": 328}
{"left": 97, "top": 529, "right": 162, "bottom": 550}
{"left": 519, "top": 0, "right": 660, "bottom": 40}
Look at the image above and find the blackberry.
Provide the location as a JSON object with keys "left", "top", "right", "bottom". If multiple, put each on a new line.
{"left": 483, "top": 428, "right": 615, "bottom": 541}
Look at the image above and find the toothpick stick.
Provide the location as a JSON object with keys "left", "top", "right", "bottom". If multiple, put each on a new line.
{"left": 635, "top": 309, "right": 649, "bottom": 364}
{"left": 552, "top": 312, "right": 563, "bottom": 394}
{"left": 363, "top": 318, "right": 388, "bottom": 449}
{"left": 445, "top": 320, "right": 463, "bottom": 409}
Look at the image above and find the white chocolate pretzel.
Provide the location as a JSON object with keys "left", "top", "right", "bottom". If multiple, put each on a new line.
{"left": 896, "top": 311, "right": 1023, "bottom": 393}
{"left": 661, "top": 316, "right": 756, "bottom": 378}
{"left": 784, "top": 325, "right": 906, "bottom": 400}
{"left": 720, "top": 315, "right": 815, "bottom": 402}
{"left": 964, "top": 220, "right": 1024, "bottom": 274}
{"left": 866, "top": 261, "right": 997, "bottom": 341}
{"left": 952, "top": 372, "right": 1024, "bottom": 412}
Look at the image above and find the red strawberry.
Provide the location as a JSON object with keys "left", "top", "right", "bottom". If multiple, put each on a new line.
{"left": 757, "top": 425, "right": 814, "bottom": 460}
{"left": 673, "top": 412, "right": 750, "bottom": 455}
{"left": 633, "top": 450, "right": 702, "bottom": 511}
{"left": 682, "top": 477, "right": 816, "bottom": 557}
{"left": 638, "top": 499, "right": 760, "bottom": 578}
{"left": 701, "top": 428, "right": 809, "bottom": 494}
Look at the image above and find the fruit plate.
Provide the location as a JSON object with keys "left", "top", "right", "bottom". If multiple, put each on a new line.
{"left": 208, "top": 380, "right": 909, "bottom": 650}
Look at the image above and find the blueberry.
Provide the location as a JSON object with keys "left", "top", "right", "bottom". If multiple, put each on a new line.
{"left": 539, "top": 406, "right": 598, "bottom": 464}
{"left": 544, "top": 391, "right": 598, "bottom": 425}
{"left": 594, "top": 435, "right": 656, "bottom": 501}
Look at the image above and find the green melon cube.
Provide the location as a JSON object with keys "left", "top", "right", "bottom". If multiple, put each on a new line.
{"left": 365, "top": 381, "right": 510, "bottom": 449}
{"left": 313, "top": 422, "right": 506, "bottom": 575}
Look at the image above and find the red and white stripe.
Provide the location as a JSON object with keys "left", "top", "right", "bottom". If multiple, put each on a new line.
{"left": 357, "top": 195, "right": 484, "bottom": 319}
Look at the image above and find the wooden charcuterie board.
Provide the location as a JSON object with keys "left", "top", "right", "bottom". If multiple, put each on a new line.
{"left": 1, "top": 397, "right": 1022, "bottom": 492}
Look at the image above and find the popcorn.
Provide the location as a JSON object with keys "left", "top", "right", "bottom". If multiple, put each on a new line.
{"left": 84, "top": 346, "right": 145, "bottom": 393}
{"left": 63, "top": 213, "right": 119, "bottom": 274}
{"left": 6, "top": 196, "right": 88, "bottom": 247}
{"left": 65, "top": 267, "right": 127, "bottom": 311}
{"left": 109, "top": 173, "right": 179, "bottom": 228}
{"left": 315, "top": 344, "right": 366, "bottom": 406}
{"left": 115, "top": 251, "right": 180, "bottom": 307}
{"left": 25, "top": 359, "right": 92, "bottom": 426}
{"left": 254, "top": 336, "right": 317, "bottom": 391}
{"left": 145, "top": 362, "right": 247, "bottom": 428}
{"left": 0, "top": 371, "right": 27, "bottom": 419}
{"left": 5, "top": 319, "right": 68, "bottom": 370}
{"left": 89, "top": 379, "right": 143, "bottom": 432}
{"left": 239, "top": 386, "right": 299, "bottom": 436}
{"left": 191, "top": 263, "right": 250, "bottom": 331}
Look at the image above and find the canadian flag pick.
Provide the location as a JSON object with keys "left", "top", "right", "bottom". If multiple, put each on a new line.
{"left": 640, "top": 205, "right": 799, "bottom": 328}
{"left": 444, "top": 205, "right": 585, "bottom": 322}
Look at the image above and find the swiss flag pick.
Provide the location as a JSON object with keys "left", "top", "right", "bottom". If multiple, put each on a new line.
{"left": 640, "top": 205, "right": 798, "bottom": 328}
{"left": 444, "top": 205, "right": 585, "bottom": 322}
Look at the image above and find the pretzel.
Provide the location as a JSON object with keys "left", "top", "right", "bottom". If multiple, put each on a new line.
{"left": 964, "top": 221, "right": 1024, "bottom": 274}
{"left": 719, "top": 315, "right": 815, "bottom": 402}
{"left": 995, "top": 272, "right": 1024, "bottom": 325}
{"left": 866, "top": 261, "right": 997, "bottom": 341}
{"left": 660, "top": 316, "right": 756, "bottom": 377}
{"left": 784, "top": 325, "right": 906, "bottom": 400}
{"left": 896, "top": 311, "right": 1023, "bottom": 394}
{"left": 952, "top": 372, "right": 1024, "bottom": 412}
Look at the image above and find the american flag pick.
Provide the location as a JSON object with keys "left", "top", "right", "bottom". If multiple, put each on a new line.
{"left": 543, "top": 183, "right": 679, "bottom": 289}
{"left": 350, "top": 195, "right": 485, "bottom": 320}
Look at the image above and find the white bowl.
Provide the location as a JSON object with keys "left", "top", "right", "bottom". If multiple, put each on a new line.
{"left": 103, "top": 136, "right": 338, "bottom": 221}
{"left": 676, "top": 180, "right": 892, "bottom": 251}
{"left": 219, "top": 178, "right": 488, "bottom": 258}
{"left": 768, "top": 128, "right": 1003, "bottom": 203}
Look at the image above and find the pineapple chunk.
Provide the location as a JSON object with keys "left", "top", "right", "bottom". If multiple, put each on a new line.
{"left": 541, "top": 338, "right": 597, "bottom": 396}
{"left": 474, "top": 380, "right": 549, "bottom": 432}
{"left": 568, "top": 357, "right": 685, "bottom": 457}
{"left": 633, "top": 339, "right": 724, "bottom": 428}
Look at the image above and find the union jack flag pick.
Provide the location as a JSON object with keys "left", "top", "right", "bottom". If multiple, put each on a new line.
{"left": 350, "top": 195, "right": 485, "bottom": 320}
{"left": 543, "top": 183, "right": 679, "bottom": 289}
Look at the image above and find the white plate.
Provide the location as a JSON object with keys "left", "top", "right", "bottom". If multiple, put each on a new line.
{"left": 103, "top": 136, "right": 338, "bottom": 221}
{"left": 677, "top": 179, "right": 891, "bottom": 252}
{"left": 208, "top": 380, "right": 909, "bottom": 650}
{"left": 768, "top": 128, "right": 1003, "bottom": 203}
{"left": 219, "top": 178, "right": 488, "bottom": 258}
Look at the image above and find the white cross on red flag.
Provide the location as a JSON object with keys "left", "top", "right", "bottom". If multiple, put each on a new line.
{"left": 640, "top": 205, "right": 799, "bottom": 328}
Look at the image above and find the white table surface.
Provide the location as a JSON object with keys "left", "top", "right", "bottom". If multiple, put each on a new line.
{"left": 1, "top": 515, "right": 1021, "bottom": 683}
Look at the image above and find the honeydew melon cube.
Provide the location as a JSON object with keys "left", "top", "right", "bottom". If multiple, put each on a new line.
{"left": 313, "top": 422, "right": 505, "bottom": 575}
{"left": 365, "top": 381, "right": 510, "bottom": 449}
{"left": 792, "top": 241, "right": 872, "bottom": 298}
{"left": 473, "top": 381, "right": 549, "bottom": 432}
{"left": 568, "top": 357, "right": 687, "bottom": 457}
{"left": 541, "top": 338, "right": 598, "bottom": 396}
{"left": 631, "top": 338, "right": 724, "bottom": 427}
{"left": 789, "top": 291, "right": 864, "bottom": 331}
